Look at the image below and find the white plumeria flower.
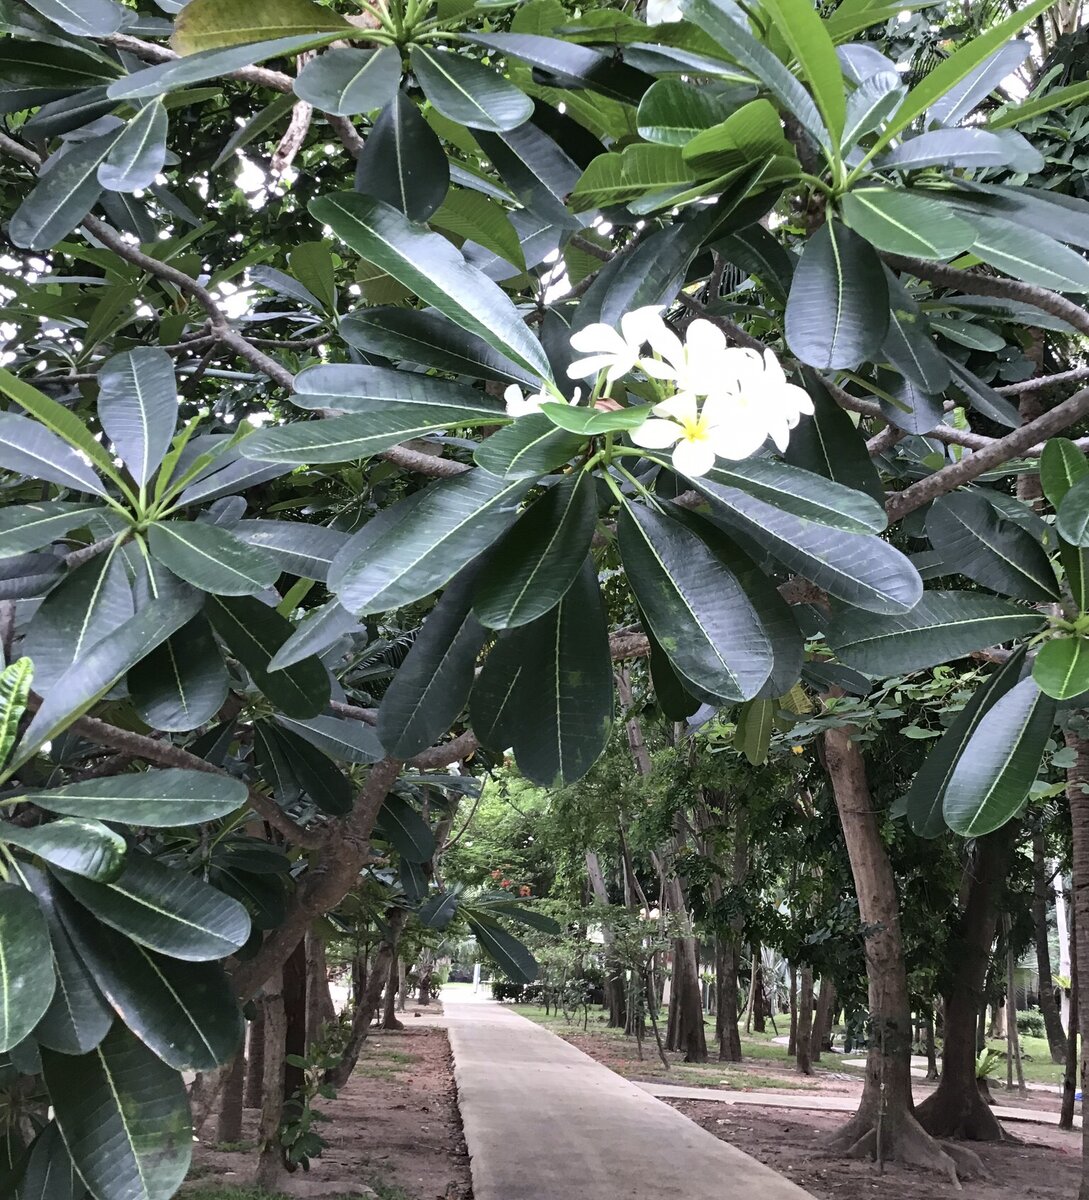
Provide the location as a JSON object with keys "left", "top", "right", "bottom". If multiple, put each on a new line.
{"left": 647, "top": 0, "right": 683, "bottom": 22}
{"left": 567, "top": 306, "right": 669, "bottom": 384}
{"left": 639, "top": 317, "right": 729, "bottom": 401}
{"left": 725, "top": 347, "right": 815, "bottom": 451}
{"left": 631, "top": 392, "right": 767, "bottom": 477}
{"left": 504, "top": 384, "right": 582, "bottom": 418}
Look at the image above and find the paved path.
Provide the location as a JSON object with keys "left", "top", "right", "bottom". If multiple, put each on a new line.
{"left": 640, "top": 1083, "right": 1081, "bottom": 1129}
{"left": 442, "top": 989, "right": 816, "bottom": 1200}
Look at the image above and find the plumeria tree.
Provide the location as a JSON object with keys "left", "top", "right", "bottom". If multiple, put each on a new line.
{"left": 3, "top": 0, "right": 1089, "bottom": 1194}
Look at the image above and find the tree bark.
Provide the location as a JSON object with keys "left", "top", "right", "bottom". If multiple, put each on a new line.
{"left": 917, "top": 827, "right": 1013, "bottom": 1142}
{"left": 382, "top": 953, "right": 404, "bottom": 1030}
{"left": 245, "top": 1003, "right": 266, "bottom": 1109}
{"left": 788, "top": 961, "right": 798, "bottom": 1057}
{"left": 796, "top": 966, "right": 814, "bottom": 1075}
{"left": 823, "top": 725, "right": 980, "bottom": 1182}
{"left": 254, "top": 971, "right": 287, "bottom": 1189}
{"left": 282, "top": 938, "right": 308, "bottom": 1113}
{"left": 716, "top": 936, "right": 743, "bottom": 1061}
{"left": 1032, "top": 832, "right": 1066, "bottom": 1062}
{"left": 1062, "top": 907, "right": 1079, "bottom": 1131}
{"left": 752, "top": 957, "right": 767, "bottom": 1034}
{"left": 585, "top": 849, "right": 626, "bottom": 1029}
{"left": 924, "top": 1006, "right": 939, "bottom": 1082}
{"left": 811, "top": 979, "right": 834, "bottom": 1063}
{"left": 664, "top": 877, "right": 707, "bottom": 1062}
{"left": 1063, "top": 727, "right": 1089, "bottom": 1198}
{"left": 305, "top": 930, "right": 334, "bottom": 1048}
{"left": 216, "top": 1051, "right": 245, "bottom": 1145}
{"left": 1005, "top": 919, "right": 1026, "bottom": 1094}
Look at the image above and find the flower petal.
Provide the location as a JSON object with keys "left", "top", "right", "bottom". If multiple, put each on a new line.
{"left": 653, "top": 394, "right": 698, "bottom": 423}
{"left": 630, "top": 418, "right": 683, "bottom": 449}
{"left": 570, "top": 323, "right": 627, "bottom": 356}
{"left": 707, "top": 418, "right": 768, "bottom": 461}
{"left": 567, "top": 355, "right": 618, "bottom": 380}
{"left": 620, "top": 306, "right": 667, "bottom": 351}
{"left": 672, "top": 436, "right": 716, "bottom": 478}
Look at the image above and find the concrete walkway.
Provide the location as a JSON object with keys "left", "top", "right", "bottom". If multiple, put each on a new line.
{"left": 443, "top": 988, "right": 816, "bottom": 1200}
{"left": 639, "top": 1083, "right": 1081, "bottom": 1129}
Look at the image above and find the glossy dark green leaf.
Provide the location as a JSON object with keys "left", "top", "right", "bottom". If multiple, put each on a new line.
{"left": 0, "top": 501, "right": 97, "bottom": 558}
{"left": 648, "top": 626, "right": 700, "bottom": 720}
{"left": 1033, "top": 637, "right": 1089, "bottom": 701}
{"left": 16, "top": 1122, "right": 82, "bottom": 1200}
{"left": 619, "top": 502, "right": 772, "bottom": 703}
{"left": 465, "top": 912, "right": 536, "bottom": 984}
{"left": 473, "top": 413, "right": 584, "bottom": 479}
{"left": 378, "top": 570, "right": 487, "bottom": 757}
{"left": 828, "top": 590, "right": 1043, "bottom": 675}
{"left": 14, "top": 591, "right": 203, "bottom": 769}
{"left": 1057, "top": 474, "right": 1089, "bottom": 548}
{"left": 53, "top": 852, "right": 251, "bottom": 961}
{"left": 252, "top": 720, "right": 301, "bottom": 806}
{"left": 418, "top": 890, "right": 460, "bottom": 930}
{"left": 1062, "top": 540, "right": 1089, "bottom": 613}
{"left": 148, "top": 521, "right": 280, "bottom": 596}
{"left": 0, "top": 657, "right": 31, "bottom": 774}
{"left": 23, "top": 0, "right": 125, "bottom": 35}
{"left": 904, "top": 648, "right": 1026, "bottom": 838}
{"left": 266, "top": 723, "right": 352, "bottom": 815}
{"left": 786, "top": 218, "right": 888, "bottom": 369}
{"left": 128, "top": 615, "right": 229, "bottom": 733}
{"left": 329, "top": 469, "right": 530, "bottom": 616}
{"left": 294, "top": 46, "right": 400, "bottom": 114}
{"left": 0, "top": 884, "right": 54, "bottom": 1052}
{"left": 972, "top": 214, "right": 1089, "bottom": 293}
{"left": 784, "top": 371, "right": 884, "bottom": 501}
{"left": 841, "top": 187, "right": 975, "bottom": 260}
{"left": 276, "top": 714, "right": 382, "bottom": 764}
{"left": 410, "top": 46, "right": 532, "bottom": 132}
{"left": 841, "top": 69, "right": 904, "bottom": 147}
{"left": 97, "top": 347, "right": 178, "bottom": 488}
{"left": 231, "top": 520, "right": 349, "bottom": 583}
{"left": 944, "top": 357, "right": 1020, "bottom": 429}
{"left": 943, "top": 677, "right": 1056, "bottom": 836}
{"left": 8, "top": 130, "right": 118, "bottom": 251}
{"left": 926, "top": 492, "right": 1059, "bottom": 602}
{"left": 733, "top": 698, "right": 775, "bottom": 766}
{"left": 206, "top": 594, "right": 331, "bottom": 718}
{"left": 0, "top": 553, "right": 63, "bottom": 601}
{"left": 469, "top": 627, "right": 532, "bottom": 752}
{"left": 41, "top": 1023, "right": 191, "bottom": 1200}
{"left": 1041, "top": 437, "right": 1088, "bottom": 510}
{"left": 309, "top": 193, "right": 552, "bottom": 381}
{"left": 98, "top": 99, "right": 168, "bottom": 193}
{"left": 540, "top": 403, "right": 652, "bottom": 436}
{"left": 375, "top": 794, "right": 435, "bottom": 863}
{"left": 881, "top": 271, "right": 951, "bottom": 394}
{"left": 267, "top": 600, "right": 359, "bottom": 671}
{"left": 473, "top": 472, "right": 597, "bottom": 630}
{"left": 355, "top": 90, "right": 450, "bottom": 223}
{"left": 31, "top": 769, "right": 245, "bottom": 827}
{"left": 3, "top": 819, "right": 125, "bottom": 883}
{"left": 0, "top": 40, "right": 120, "bottom": 115}
{"left": 23, "top": 550, "right": 134, "bottom": 691}
{"left": 0, "top": 413, "right": 106, "bottom": 496}
{"left": 57, "top": 895, "right": 243, "bottom": 1070}
{"left": 339, "top": 306, "right": 537, "bottom": 387}
{"left": 693, "top": 477, "right": 921, "bottom": 614}
{"left": 292, "top": 364, "right": 506, "bottom": 419}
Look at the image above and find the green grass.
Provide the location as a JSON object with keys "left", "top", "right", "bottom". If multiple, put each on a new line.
{"left": 984, "top": 1033, "right": 1069, "bottom": 1087}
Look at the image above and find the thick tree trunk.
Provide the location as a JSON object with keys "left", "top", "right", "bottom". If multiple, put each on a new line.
{"left": 216, "top": 1051, "right": 245, "bottom": 1145}
{"left": 1032, "top": 832, "right": 1066, "bottom": 1062}
{"left": 282, "top": 938, "right": 308, "bottom": 1112}
{"left": 245, "top": 1004, "right": 266, "bottom": 1109}
{"left": 796, "top": 966, "right": 814, "bottom": 1075}
{"left": 788, "top": 962, "right": 798, "bottom": 1057}
{"left": 1062, "top": 908, "right": 1079, "bottom": 1131}
{"left": 716, "top": 937, "right": 743, "bottom": 1061}
{"left": 585, "top": 849, "right": 626, "bottom": 1029}
{"left": 664, "top": 878, "right": 707, "bottom": 1062}
{"left": 254, "top": 971, "right": 287, "bottom": 1189}
{"left": 1063, "top": 728, "right": 1089, "bottom": 1198}
{"left": 305, "top": 930, "right": 334, "bottom": 1048}
{"left": 752, "top": 958, "right": 767, "bottom": 1033}
{"left": 1005, "top": 921, "right": 1026, "bottom": 1094}
{"left": 917, "top": 828, "right": 1012, "bottom": 1142}
{"left": 924, "top": 1007, "right": 939, "bottom": 1082}
{"left": 823, "top": 725, "right": 980, "bottom": 1182}
{"left": 811, "top": 979, "right": 833, "bottom": 1063}
{"left": 382, "top": 953, "right": 404, "bottom": 1030}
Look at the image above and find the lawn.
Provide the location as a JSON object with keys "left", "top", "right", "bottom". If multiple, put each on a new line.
{"left": 983, "top": 1033, "right": 1071, "bottom": 1088}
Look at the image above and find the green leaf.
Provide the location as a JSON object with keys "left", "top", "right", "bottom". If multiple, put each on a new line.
{"left": 377, "top": 569, "right": 487, "bottom": 758}
{"left": 293, "top": 46, "right": 400, "bottom": 115}
{"left": 841, "top": 68, "right": 904, "bottom": 147}
{"left": 241, "top": 408, "right": 502, "bottom": 466}
{"left": 128, "top": 616, "right": 229, "bottom": 733}
{"left": 2, "top": 819, "right": 126, "bottom": 882}
{"left": 784, "top": 372, "right": 884, "bottom": 501}
{"left": 943, "top": 677, "right": 1056, "bottom": 837}
{"left": 0, "top": 502, "right": 97, "bottom": 559}
{"left": 827, "top": 591, "right": 1043, "bottom": 675}
{"left": 465, "top": 913, "right": 537, "bottom": 983}
{"left": 265, "top": 723, "right": 352, "bottom": 815}
{"left": 682, "top": 99, "right": 789, "bottom": 174}
{"left": 872, "top": 0, "right": 1055, "bottom": 153}
{"left": 54, "top": 852, "right": 251, "bottom": 961}
{"left": 41, "top": 1023, "right": 192, "bottom": 1200}
{"left": 0, "top": 884, "right": 54, "bottom": 1052}
{"left": 473, "top": 413, "right": 584, "bottom": 479}
{"left": 881, "top": 270, "right": 951, "bottom": 394}
{"left": 619, "top": 502, "right": 773, "bottom": 702}
{"left": 636, "top": 78, "right": 751, "bottom": 145}
{"left": 1041, "top": 438, "right": 1088, "bottom": 510}
{"left": 473, "top": 472, "right": 597, "bottom": 630}
{"left": 24, "top": 865, "right": 113, "bottom": 1056}
{"left": 17, "top": 1122, "right": 82, "bottom": 1200}
{"left": 1057, "top": 474, "right": 1089, "bottom": 547}
{"left": 431, "top": 187, "right": 527, "bottom": 273}
{"left": 108, "top": 34, "right": 346, "bottom": 100}
{"left": 172, "top": 0, "right": 352, "bottom": 53}
{"left": 8, "top": 129, "right": 118, "bottom": 251}
{"left": 206, "top": 594, "right": 331, "bottom": 718}
{"left": 97, "top": 347, "right": 178, "bottom": 488}
{"left": 1062, "top": 540, "right": 1089, "bottom": 613}
{"left": 470, "top": 628, "right": 532, "bottom": 752}
{"left": 0, "top": 41, "right": 120, "bottom": 115}
{"left": 22, "top": 0, "right": 125, "bottom": 36}
{"left": 648, "top": 626, "right": 700, "bottom": 720}
{"left": 288, "top": 242, "right": 336, "bottom": 314}
{"left": 693, "top": 477, "right": 921, "bottom": 614}
{"left": 148, "top": 521, "right": 280, "bottom": 596}
{"left": 355, "top": 91, "right": 450, "bottom": 224}
{"left": 734, "top": 698, "right": 775, "bottom": 765}
{"left": 99, "top": 99, "right": 168, "bottom": 193}
{"left": 1034, "top": 638, "right": 1089, "bottom": 701}
{"left": 14, "top": 592, "right": 204, "bottom": 769}
{"left": 268, "top": 599, "right": 358, "bottom": 671}
{"left": 329, "top": 469, "right": 530, "bottom": 616}
{"left": 760, "top": 0, "right": 845, "bottom": 143}
{"left": 785, "top": 218, "right": 889, "bottom": 369}
{"left": 840, "top": 188, "right": 974, "bottom": 259}
{"left": 0, "top": 658, "right": 32, "bottom": 771}
{"left": 971, "top": 214, "right": 1089, "bottom": 294}
{"left": 0, "top": 413, "right": 106, "bottom": 496}
{"left": 231, "top": 520, "right": 349, "bottom": 583}
{"left": 410, "top": 46, "right": 532, "bottom": 133}
{"left": 55, "top": 895, "right": 243, "bottom": 1071}
{"left": 926, "top": 492, "right": 1059, "bottom": 602}
{"left": 903, "top": 648, "right": 1025, "bottom": 838}
{"left": 292, "top": 364, "right": 508, "bottom": 420}
{"left": 987, "top": 79, "right": 1089, "bottom": 130}
{"left": 539, "top": 402, "right": 653, "bottom": 436}
{"left": 211, "top": 90, "right": 296, "bottom": 169}
{"left": 703, "top": 460, "right": 886, "bottom": 534}
{"left": 30, "top": 768, "right": 246, "bottom": 827}
{"left": 275, "top": 714, "right": 382, "bottom": 764}
{"left": 374, "top": 794, "right": 435, "bottom": 863}
{"left": 311, "top": 193, "right": 551, "bottom": 381}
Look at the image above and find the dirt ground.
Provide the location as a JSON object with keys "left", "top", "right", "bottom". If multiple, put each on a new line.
{"left": 189, "top": 1011, "right": 472, "bottom": 1200}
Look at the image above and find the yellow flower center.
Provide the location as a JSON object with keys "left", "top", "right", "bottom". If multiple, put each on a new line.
{"left": 680, "top": 413, "right": 709, "bottom": 442}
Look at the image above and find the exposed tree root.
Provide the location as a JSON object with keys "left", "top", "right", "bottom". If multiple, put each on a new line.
{"left": 826, "top": 1105, "right": 987, "bottom": 1187}
{"left": 916, "top": 1083, "right": 1007, "bottom": 1143}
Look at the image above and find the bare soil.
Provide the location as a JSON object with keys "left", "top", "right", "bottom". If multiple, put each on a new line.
{"left": 189, "top": 1009, "right": 472, "bottom": 1200}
